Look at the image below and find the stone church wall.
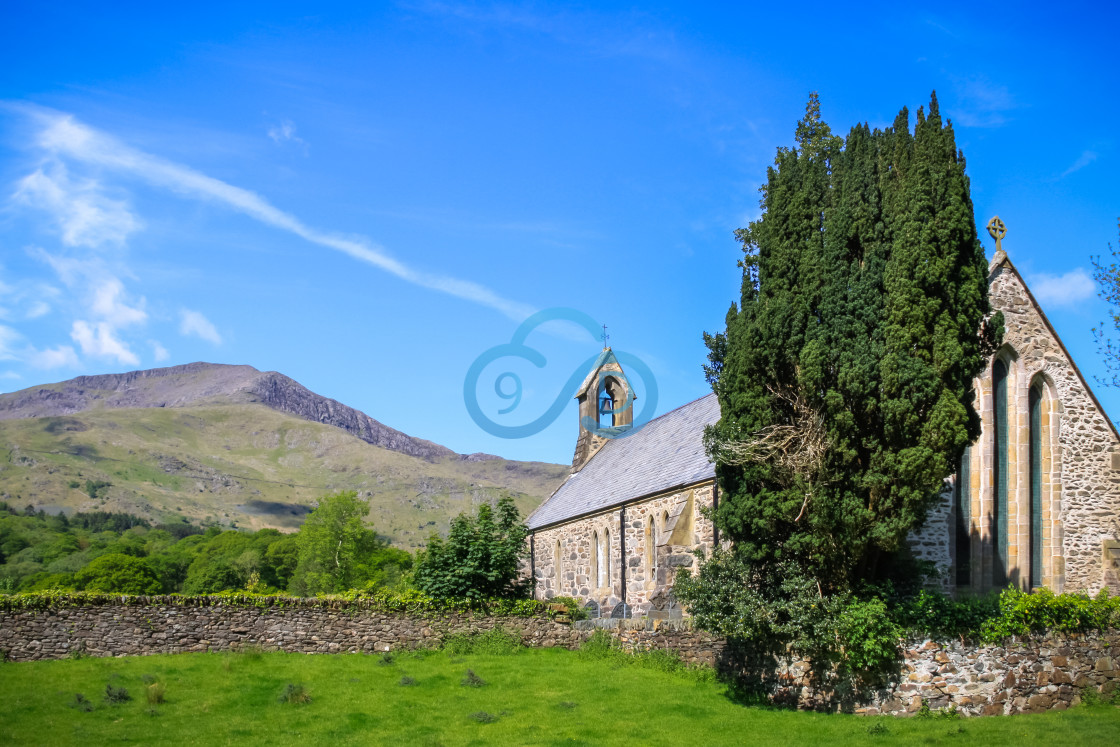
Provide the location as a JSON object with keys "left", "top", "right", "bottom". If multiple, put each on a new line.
{"left": 531, "top": 482, "right": 715, "bottom": 613}
{"left": 908, "top": 259, "right": 1120, "bottom": 595}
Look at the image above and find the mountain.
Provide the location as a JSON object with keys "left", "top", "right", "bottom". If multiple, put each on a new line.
{"left": 0, "top": 363, "right": 568, "bottom": 548}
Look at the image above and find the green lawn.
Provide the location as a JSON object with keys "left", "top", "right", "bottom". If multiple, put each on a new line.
{"left": 1, "top": 647, "right": 1117, "bottom": 746}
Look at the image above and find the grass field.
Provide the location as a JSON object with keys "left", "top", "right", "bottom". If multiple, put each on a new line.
{"left": 1, "top": 643, "right": 1118, "bottom": 746}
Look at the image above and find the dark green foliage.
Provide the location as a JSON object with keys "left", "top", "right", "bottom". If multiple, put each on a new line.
{"left": 398, "top": 675, "right": 416, "bottom": 686}
{"left": 84, "top": 480, "right": 112, "bottom": 501}
{"left": 69, "top": 692, "right": 93, "bottom": 711}
{"left": 103, "top": 683, "right": 131, "bottom": 704}
{"left": 689, "top": 94, "right": 1000, "bottom": 674}
{"left": 413, "top": 496, "right": 528, "bottom": 600}
{"left": 73, "top": 553, "right": 161, "bottom": 594}
{"left": 675, "top": 550, "right": 901, "bottom": 677}
{"left": 460, "top": 669, "right": 487, "bottom": 687}
{"left": 0, "top": 500, "right": 404, "bottom": 596}
{"left": 703, "top": 92, "right": 997, "bottom": 590}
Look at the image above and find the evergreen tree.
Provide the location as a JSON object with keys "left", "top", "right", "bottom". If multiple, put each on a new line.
{"left": 692, "top": 93, "right": 999, "bottom": 607}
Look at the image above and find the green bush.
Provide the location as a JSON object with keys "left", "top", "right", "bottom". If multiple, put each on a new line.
{"left": 980, "top": 588, "right": 1120, "bottom": 643}
{"left": 548, "top": 596, "right": 589, "bottom": 621}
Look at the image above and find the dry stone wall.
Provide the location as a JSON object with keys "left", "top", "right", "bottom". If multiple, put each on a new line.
{"left": 0, "top": 598, "right": 585, "bottom": 662}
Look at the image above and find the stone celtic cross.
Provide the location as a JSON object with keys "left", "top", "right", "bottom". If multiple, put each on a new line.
{"left": 987, "top": 216, "right": 1007, "bottom": 252}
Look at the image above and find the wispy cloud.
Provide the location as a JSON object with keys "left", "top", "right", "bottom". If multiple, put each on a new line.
{"left": 1028, "top": 268, "right": 1096, "bottom": 308}
{"left": 179, "top": 309, "right": 222, "bottom": 345}
{"left": 151, "top": 340, "right": 170, "bottom": 361}
{"left": 29, "top": 344, "right": 80, "bottom": 369}
{"left": 28, "top": 108, "right": 535, "bottom": 321}
{"left": 1061, "top": 150, "right": 1098, "bottom": 178}
{"left": 71, "top": 320, "right": 139, "bottom": 365}
{"left": 12, "top": 160, "right": 141, "bottom": 248}
{"left": 0, "top": 324, "right": 20, "bottom": 360}
{"left": 32, "top": 252, "right": 147, "bottom": 366}
{"left": 406, "top": 1, "right": 681, "bottom": 63}
{"left": 948, "top": 76, "right": 1015, "bottom": 128}
{"left": 267, "top": 119, "right": 305, "bottom": 145}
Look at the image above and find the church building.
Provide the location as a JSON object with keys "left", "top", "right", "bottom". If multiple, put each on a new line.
{"left": 526, "top": 224, "right": 1120, "bottom": 615}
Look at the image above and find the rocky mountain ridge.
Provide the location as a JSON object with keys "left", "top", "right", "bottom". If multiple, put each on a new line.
{"left": 0, "top": 362, "right": 471, "bottom": 462}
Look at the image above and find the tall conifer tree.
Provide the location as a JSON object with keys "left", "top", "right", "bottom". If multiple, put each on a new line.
{"left": 700, "top": 93, "right": 999, "bottom": 594}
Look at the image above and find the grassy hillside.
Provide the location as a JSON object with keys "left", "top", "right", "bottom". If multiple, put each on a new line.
{"left": 0, "top": 404, "right": 567, "bottom": 548}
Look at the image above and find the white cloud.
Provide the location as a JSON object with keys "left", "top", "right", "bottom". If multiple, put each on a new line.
{"left": 949, "top": 76, "right": 1015, "bottom": 128}
{"left": 29, "top": 344, "right": 80, "bottom": 369}
{"left": 179, "top": 309, "right": 222, "bottom": 345}
{"left": 267, "top": 119, "right": 305, "bottom": 146}
{"left": 1028, "top": 268, "right": 1096, "bottom": 308}
{"left": 90, "top": 276, "right": 147, "bottom": 328}
{"left": 0, "top": 324, "right": 21, "bottom": 360}
{"left": 1061, "top": 150, "right": 1098, "bottom": 178}
{"left": 0, "top": 371, "right": 20, "bottom": 380}
{"left": 12, "top": 161, "right": 141, "bottom": 248}
{"left": 28, "top": 109, "right": 535, "bottom": 321}
{"left": 71, "top": 320, "right": 140, "bottom": 365}
{"left": 151, "top": 340, "right": 170, "bottom": 361}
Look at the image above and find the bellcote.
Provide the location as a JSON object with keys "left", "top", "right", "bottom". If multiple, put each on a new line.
{"left": 571, "top": 347, "right": 636, "bottom": 472}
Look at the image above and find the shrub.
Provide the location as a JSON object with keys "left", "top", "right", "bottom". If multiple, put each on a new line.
{"left": 549, "top": 596, "right": 589, "bottom": 621}
{"left": 398, "top": 676, "right": 416, "bottom": 687}
{"left": 980, "top": 588, "right": 1120, "bottom": 643}
{"left": 377, "top": 651, "right": 395, "bottom": 666}
{"left": 69, "top": 693, "right": 93, "bottom": 712}
{"left": 835, "top": 597, "right": 901, "bottom": 674}
{"left": 103, "top": 683, "right": 131, "bottom": 705}
{"left": 460, "top": 669, "right": 487, "bottom": 688}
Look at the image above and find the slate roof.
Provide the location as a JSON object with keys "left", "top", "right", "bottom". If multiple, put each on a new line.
{"left": 527, "top": 393, "right": 720, "bottom": 529}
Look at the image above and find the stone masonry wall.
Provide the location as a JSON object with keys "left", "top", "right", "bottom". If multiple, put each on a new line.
{"left": 908, "top": 258, "right": 1120, "bottom": 595}
{"left": 531, "top": 482, "right": 715, "bottom": 613}
{"left": 0, "top": 599, "right": 585, "bottom": 662}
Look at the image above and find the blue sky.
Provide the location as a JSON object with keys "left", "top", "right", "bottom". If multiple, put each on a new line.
{"left": 1, "top": 1, "right": 1117, "bottom": 463}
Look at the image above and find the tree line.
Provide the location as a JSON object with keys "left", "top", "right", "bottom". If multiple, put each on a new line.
{"left": 0, "top": 492, "right": 529, "bottom": 600}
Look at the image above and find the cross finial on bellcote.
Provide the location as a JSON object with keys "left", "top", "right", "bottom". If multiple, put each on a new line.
{"left": 601, "top": 324, "right": 610, "bottom": 349}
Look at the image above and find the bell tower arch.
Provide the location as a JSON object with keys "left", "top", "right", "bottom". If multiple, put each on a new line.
{"left": 571, "top": 347, "right": 635, "bottom": 472}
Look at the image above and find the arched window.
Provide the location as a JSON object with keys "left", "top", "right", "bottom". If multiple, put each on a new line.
{"left": 1029, "top": 383, "right": 1043, "bottom": 588}
{"left": 591, "top": 531, "right": 600, "bottom": 588}
{"left": 600, "top": 529, "right": 611, "bottom": 588}
{"left": 955, "top": 446, "right": 971, "bottom": 587}
{"left": 555, "top": 539, "right": 563, "bottom": 593}
{"left": 993, "top": 358, "right": 1009, "bottom": 586}
{"left": 645, "top": 515, "right": 656, "bottom": 583}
